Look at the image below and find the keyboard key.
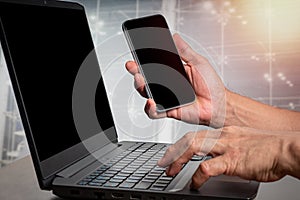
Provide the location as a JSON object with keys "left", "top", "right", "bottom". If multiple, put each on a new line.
{"left": 132, "top": 173, "right": 145, "bottom": 177}
{"left": 134, "top": 181, "right": 152, "bottom": 190}
{"left": 101, "top": 173, "right": 114, "bottom": 177}
{"left": 123, "top": 158, "right": 134, "bottom": 161}
{"left": 153, "top": 183, "right": 168, "bottom": 187}
{"left": 121, "top": 170, "right": 135, "bottom": 174}
{"left": 106, "top": 169, "right": 118, "bottom": 173}
{"left": 119, "top": 182, "right": 136, "bottom": 188}
{"left": 127, "top": 155, "right": 139, "bottom": 159}
{"left": 126, "top": 179, "right": 139, "bottom": 183}
{"left": 95, "top": 169, "right": 105, "bottom": 173}
{"left": 128, "top": 176, "right": 142, "bottom": 180}
{"left": 146, "top": 174, "right": 160, "bottom": 178}
{"left": 141, "top": 166, "right": 154, "bottom": 170}
{"left": 117, "top": 172, "right": 131, "bottom": 177}
{"left": 149, "top": 172, "right": 163, "bottom": 176}
{"left": 113, "top": 176, "right": 127, "bottom": 180}
{"left": 95, "top": 176, "right": 110, "bottom": 180}
{"left": 136, "top": 169, "right": 150, "bottom": 174}
{"left": 135, "top": 149, "right": 146, "bottom": 153}
{"left": 100, "top": 165, "right": 109, "bottom": 170}
{"left": 78, "top": 181, "right": 89, "bottom": 185}
{"left": 151, "top": 169, "right": 164, "bottom": 174}
{"left": 89, "top": 173, "right": 99, "bottom": 177}
{"left": 110, "top": 178, "right": 124, "bottom": 183}
{"left": 114, "top": 164, "right": 128, "bottom": 168}
{"left": 142, "top": 178, "right": 155, "bottom": 183}
{"left": 118, "top": 161, "right": 130, "bottom": 165}
{"left": 153, "top": 166, "right": 166, "bottom": 171}
{"left": 144, "top": 176, "right": 157, "bottom": 180}
{"left": 92, "top": 179, "right": 107, "bottom": 184}
{"left": 158, "top": 176, "right": 173, "bottom": 181}
{"left": 110, "top": 167, "right": 123, "bottom": 171}
{"left": 156, "top": 180, "right": 170, "bottom": 185}
{"left": 88, "top": 182, "right": 102, "bottom": 186}
{"left": 132, "top": 161, "right": 146, "bottom": 165}
{"left": 103, "top": 182, "right": 119, "bottom": 187}
{"left": 150, "top": 186, "right": 164, "bottom": 191}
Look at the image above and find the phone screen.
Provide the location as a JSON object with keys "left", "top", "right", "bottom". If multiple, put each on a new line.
{"left": 122, "top": 14, "right": 195, "bottom": 111}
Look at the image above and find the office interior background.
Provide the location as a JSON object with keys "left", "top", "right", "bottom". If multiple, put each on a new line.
{"left": 0, "top": 0, "right": 300, "bottom": 168}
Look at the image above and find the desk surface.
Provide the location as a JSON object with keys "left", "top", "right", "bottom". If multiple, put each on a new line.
{"left": 0, "top": 156, "right": 299, "bottom": 200}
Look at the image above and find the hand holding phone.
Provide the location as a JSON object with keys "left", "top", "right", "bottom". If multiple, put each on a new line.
{"left": 122, "top": 14, "right": 195, "bottom": 112}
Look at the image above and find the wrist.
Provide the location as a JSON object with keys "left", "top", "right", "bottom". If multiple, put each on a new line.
{"left": 279, "top": 134, "right": 300, "bottom": 179}
{"left": 224, "top": 89, "right": 238, "bottom": 127}
{"left": 207, "top": 88, "right": 229, "bottom": 128}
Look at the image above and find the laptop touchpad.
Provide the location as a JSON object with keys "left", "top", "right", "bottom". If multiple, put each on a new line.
{"left": 212, "top": 175, "right": 250, "bottom": 183}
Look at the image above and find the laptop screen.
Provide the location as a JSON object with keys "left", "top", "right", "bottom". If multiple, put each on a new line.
{"left": 0, "top": 0, "right": 117, "bottom": 165}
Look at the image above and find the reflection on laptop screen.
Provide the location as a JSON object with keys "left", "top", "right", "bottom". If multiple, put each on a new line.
{"left": 0, "top": 2, "right": 115, "bottom": 161}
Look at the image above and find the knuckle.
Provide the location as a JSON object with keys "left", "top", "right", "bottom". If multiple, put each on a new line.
{"left": 148, "top": 112, "right": 155, "bottom": 119}
{"left": 225, "top": 151, "right": 239, "bottom": 175}
{"left": 183, "top": 132, "right": 196, "bottom": 149}
{"left": 185, "top": 131, "right": 196, "bottom": 140}
{"left": 166, "top": 146, "right": 174, "bottom": 154}
{"left": 222, "top": 126, "right": 237, "bottom": 135}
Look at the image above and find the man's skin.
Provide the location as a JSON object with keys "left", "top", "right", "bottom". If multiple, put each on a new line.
{"left": 125, "top": 33, "right": 300, "bottom": 189}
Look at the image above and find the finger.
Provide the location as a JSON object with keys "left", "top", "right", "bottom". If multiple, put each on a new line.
{"left": 191, "top": 155, "right": 227, "bottom": 189}
{"left": 165, "top": 162, "right": 183, "bottom": 176}
{"left": 173, "top": 33, "right": 204, "bottom": 66}
{"left": 159, "top": 130, "right": 223, "bottom": 176}
{"left": 125, "top": 61, "right": 139, "bottom": 75}
{"left": 134, "top": 73, "right": 147, "bottom": 98}
{"left": 158, "top": 132, "right": 197, "bottom": 168}
{"left": 144, "top": 98, "right": 167, "bottom": 119}
{"left": 161, "top": 130, "right": 220, "bottom": 176}
{"left": 183, "top": 64, "right": 192, "bottom": 82}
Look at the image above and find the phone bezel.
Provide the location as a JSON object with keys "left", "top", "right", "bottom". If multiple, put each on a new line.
{"left": 122, "top": 14, "right": 196, "bottom": 112}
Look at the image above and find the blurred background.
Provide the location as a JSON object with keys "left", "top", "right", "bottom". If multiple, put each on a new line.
{"left": 1, "top": 0, "right": 300, "bottom": 167}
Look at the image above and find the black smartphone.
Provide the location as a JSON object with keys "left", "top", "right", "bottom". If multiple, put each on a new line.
{"left": 122, "top": 14, "right": 195, "bottom": 112}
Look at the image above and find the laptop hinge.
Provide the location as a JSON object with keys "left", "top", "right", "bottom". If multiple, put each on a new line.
{"left": 56, "top": 142, "right": 120, "bottom": 178}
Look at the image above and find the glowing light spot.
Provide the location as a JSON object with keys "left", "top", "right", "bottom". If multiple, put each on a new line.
{"left": 229, "top": 8, "right": 236, "bottom": 13}
{"left": 242, "top": 20, "right": 248, "bottom": 25}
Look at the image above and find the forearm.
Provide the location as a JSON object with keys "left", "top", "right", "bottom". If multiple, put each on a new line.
{"left": 225, "top": 90, "right": 300, "bottom": 131}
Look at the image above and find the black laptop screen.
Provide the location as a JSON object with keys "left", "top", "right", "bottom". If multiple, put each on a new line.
{"left": 0, "top": 2, "right": 116, "bottom": 162}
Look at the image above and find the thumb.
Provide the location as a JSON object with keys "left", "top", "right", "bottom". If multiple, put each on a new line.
{"left": 173, "top": 33, "right": 200, "bottom": 65}
{"left": 191, "top": 155, "right": 227, "bottom": 189}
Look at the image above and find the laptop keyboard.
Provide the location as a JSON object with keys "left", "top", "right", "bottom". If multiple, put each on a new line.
{"left": 77, "top": 143, "right": 178, "bottom": 191}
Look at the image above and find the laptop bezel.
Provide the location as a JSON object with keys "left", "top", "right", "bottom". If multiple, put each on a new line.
{"left": 0, "top": 0, "right": 118, "bottom": 189}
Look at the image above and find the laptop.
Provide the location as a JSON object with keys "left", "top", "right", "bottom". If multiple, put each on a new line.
{"left": 0, "top": 0, "right": 260, "bottom": 199}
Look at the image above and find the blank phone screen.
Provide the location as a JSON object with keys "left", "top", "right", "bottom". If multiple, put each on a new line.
{"left": 123, "top": 15, "right": 195, "bottom": 111}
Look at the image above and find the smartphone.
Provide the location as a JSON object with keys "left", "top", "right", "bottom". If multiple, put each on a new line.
{"left": 122, "top": 14, "right": 195, "bottom": 112}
